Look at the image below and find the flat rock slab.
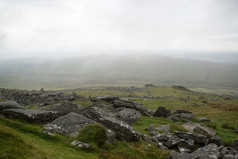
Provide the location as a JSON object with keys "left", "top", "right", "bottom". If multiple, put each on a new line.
{"left": 50, "top": 102, "right": 81, "bottom": 115}
{"left": 92, "top": 95, "right": 119, "bottom": 103}
{"left": 0, "top": 101, "right": 25, "bottom": 112}
{"left": 2, "top": 109, "right": 61, "bottom": 123}
{"left": 182, "top": 123, "right": 216, "bottom": 137}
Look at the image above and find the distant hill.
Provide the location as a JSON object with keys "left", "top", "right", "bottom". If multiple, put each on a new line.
{"left": 0, "top": 54, "right": 238, "bottom": 89}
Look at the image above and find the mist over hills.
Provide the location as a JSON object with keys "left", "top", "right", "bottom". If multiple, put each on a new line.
{"left": 0, "top": 54, "right": 238, "bottom": 89}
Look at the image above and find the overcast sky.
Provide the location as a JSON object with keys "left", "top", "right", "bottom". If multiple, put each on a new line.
{"left": 0, "top": 0, "right": 238, "bottom": 59}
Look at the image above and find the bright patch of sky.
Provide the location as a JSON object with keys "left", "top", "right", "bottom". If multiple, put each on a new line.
{"left": 0, "top": 0, "right": 238, "bottom": 58}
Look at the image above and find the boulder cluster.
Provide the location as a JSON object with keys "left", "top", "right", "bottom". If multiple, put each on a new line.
{"left": 0, "top": 89, "right": 237, "bottom": 159}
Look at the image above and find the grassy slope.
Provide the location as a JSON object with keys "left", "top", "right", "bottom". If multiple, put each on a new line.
{"left": 0, "top": 117, "right": 167, "bottom": 159}
{"left": 0, "top": 118, "right": 98, "bottom": 159}
{"left": 0, "top": 86, "right": 237, "bottom": 159}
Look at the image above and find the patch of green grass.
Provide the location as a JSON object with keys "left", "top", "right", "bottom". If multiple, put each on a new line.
{"left": 132, "top": 116, "right": 186, "bottom": 135}
{"left": 0, "top": 125, "right": 47, "bottom": 159}
{"left": 73, "top": 99, "right": 92, "bottom": 108}
{"left": 0, "top": 117, "right": 169, "bottom": 159}
{"left": 0, "top": 117, "right": 98, "bottom": 159}
{"left": 77, "top": 124, "right": 107, "bottom": 148}
{"left": 99, "top": 140, "right": 168, "bottom": 159}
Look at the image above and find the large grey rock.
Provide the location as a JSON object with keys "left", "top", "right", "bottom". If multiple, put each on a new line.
{"left": 114, "top": 100, "right": 149, "bottom": 116}
{"left": 153, "top": 106, "right": 171, "bottom": 118}
{"left": 43, "top": 112, "right": 95, "bottom": 137}
{"left": 0, "top": 101, "right": 25, "bottom": 112}
{"left": 117, "top": 108, "right": 141, "bottom": 124}
{"left": 191, "top": 143, "right": 219, "bottom": 159}
{"left": 182, "top": 123, "right": 216, "bottom": 137}
{"left": 82, "top": 106, "right": 140, "bottom": 141}
{"left": 50, "top": 102, "right": 81, "bottom": 115}
{"left": 2, "top": 109, "right": 61, "bottom": 123}
{"left": 71, "top": 140, "right": 90, "bottom": 148}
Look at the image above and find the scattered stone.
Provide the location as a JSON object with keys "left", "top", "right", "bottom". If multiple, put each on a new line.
{"left": 174, "top": 109, "right": 192, "bottom": 114}
{"left": 180, "top": 113, "right": 194, "bottom": 120}
{"left": 156, "top": 133, "right": 173, "bottom": 142}
{"left": 168, "top": 114, "right": 180, "bottom": 121}
{"left": 2, "top": 109, "right": 61, "bottom": 123}
{"left": 208, "top": 136, "right": 224, "bottom": 146}
{"left": 153, "top": 106, "right": 171, "bottom": 118}
{"left": 147, "top": 124, "right": 157, "bottom": 136}
{"left": 175, "top": 131, "right": 208, "bottom": 145}
{"left": 71, "top": 140, "right": 90, "bottom": 148}
{"left": 156, "top": 125, "right": 170, "bottom": 133}
{"left": 158, "top": 142, "right": 168, "bottom": 150}
{"left": 140, "top": 134, "right": 153, "bottom": 143}
{"left": 219, "top": 146, "right": 238, "bottom": 159}
{"left": 169, "top": 143, "right": 220, "bottom": 159}
{"left": 178, "top": 139, "right": 194, "bottom": 152}
{"left": 231, "top": 139, "right": 238, "bottom": 150}
{"left": 182, "top": 123, "right": 216, "bottom": 137}
{"left": 165, "top": 135, "right": 182, "bottom": 148}
{"left": 191, "top": 143, "right": 219, "bottom": 159}
{"left": 197, "top": 117, "right": 210, "bottom": 122}
{"left": 168, "top": 151, "right": 192, "bottom": 159}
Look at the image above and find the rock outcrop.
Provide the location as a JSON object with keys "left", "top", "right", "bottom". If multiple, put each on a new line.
{"left": 182, "top": 123, "right": 216, "bottom": 137}
{"left": 82, "top": 106, "right": 141, "bottom": 141}
{"left": 49, "top": 102, "right": 81, "bottom": 115}
{"left": 43, "top": 112, "right": 96, "bottom": 137}
{"left": 2, "top": 109, "right": 61, "bottom": 123}
{"left": 0, "top": 101, "right": 25, "bottom": 112}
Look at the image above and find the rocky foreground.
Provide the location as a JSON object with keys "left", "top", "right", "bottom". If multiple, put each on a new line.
{"left": 0, "top": 88, "right": 237, "bottom": 159}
